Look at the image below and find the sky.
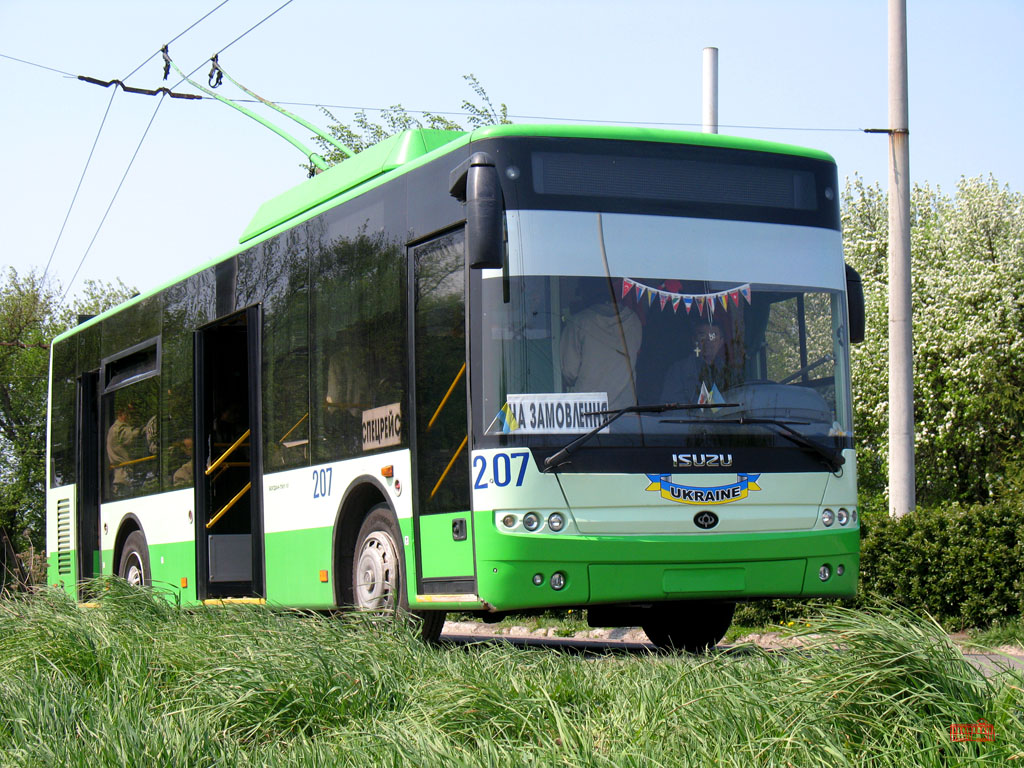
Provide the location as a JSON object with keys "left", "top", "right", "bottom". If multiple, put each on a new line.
{"left": 1, "top": 0, "right": 1021, "bottom": 302}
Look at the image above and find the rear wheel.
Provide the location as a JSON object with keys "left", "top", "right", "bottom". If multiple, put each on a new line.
{"left": 641, "top": 600, "right": 735, "bottom": 653}
{"left": 352, "top": 505, "right": 445, "bottom": 643}
{"left": 118, "top": 531, "right": 151, "bottom": 587}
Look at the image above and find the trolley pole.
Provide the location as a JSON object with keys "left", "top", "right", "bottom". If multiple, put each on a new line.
{"left": 702, "top": 47, "right": 718, "bottom": 134}
{"left": 887, "top": 0, "right": 915, "bottom": 517}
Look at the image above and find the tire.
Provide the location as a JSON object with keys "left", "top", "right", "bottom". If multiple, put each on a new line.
{"left": 352, "top": 504, "right": 445, "bottom": 643}
{"left": 641, "top": 600, "right": 735, "bottom": 653}
{"left": 118, "top": 530, "right": 151, "bottom": 587}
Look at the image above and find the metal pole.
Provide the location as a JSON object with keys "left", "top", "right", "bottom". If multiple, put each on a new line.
{"left": 888, "top": 0, "right": 914, "bottom": 516}
{"left": 702, "top": 47, "right": 718, "bottom": 134}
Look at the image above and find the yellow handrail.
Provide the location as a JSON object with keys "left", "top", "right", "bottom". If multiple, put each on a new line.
{"left": 206, "top": 429, "right": 251, "bottom": 477}
{"left": 430, "top": 435, "right": 468, "bottom": 499}
{"left": 428, "top": 362, "right": 466, "bottom": 431}
{"left": 110, "top": 454, "right": 156, "bottom": 470}
{"left": 206, "top": 482, "right": 251, "bottom": 529}
{"left": 278, "top": 412, "right": 309, "bottom": 444}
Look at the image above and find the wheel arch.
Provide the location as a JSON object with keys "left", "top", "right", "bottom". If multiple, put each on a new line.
{"left": 112, "top": 513, "right": 145, "bottom": 577}
{"left": 332, "top": 475, "right": 394, "bottom": 606}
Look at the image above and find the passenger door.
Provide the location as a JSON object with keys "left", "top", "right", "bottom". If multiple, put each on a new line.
{"left": 411, "top": 229, "right": 476, "bottom": 595}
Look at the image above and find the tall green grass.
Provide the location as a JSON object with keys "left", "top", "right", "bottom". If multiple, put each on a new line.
{"left": 1, "top": 580, "right": 1021, "bottom": 766}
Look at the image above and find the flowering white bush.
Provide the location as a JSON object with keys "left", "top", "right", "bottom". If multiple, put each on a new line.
{"left": 844, "top": 176, "right": 1024, "bottom": 504}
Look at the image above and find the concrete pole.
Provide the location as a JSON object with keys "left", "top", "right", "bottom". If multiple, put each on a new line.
{"left": 702, "top": 47, "right": 718, "bottom": 133}
{"left": 888, "top": 0, "right": 915, "bottom": 516}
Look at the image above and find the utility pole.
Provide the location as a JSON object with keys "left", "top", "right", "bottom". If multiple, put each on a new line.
{"left": 888, "top": 0, "right": 915, "bottom": 516}
{"left": 702, "top": 47, "right": 718, "bottom": 134}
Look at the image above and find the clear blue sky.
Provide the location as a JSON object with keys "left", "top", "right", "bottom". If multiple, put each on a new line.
{"left": 1, "top": 0, "right": 1021, "bottom": 300}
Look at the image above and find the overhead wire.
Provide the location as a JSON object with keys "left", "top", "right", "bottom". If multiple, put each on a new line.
{"left": 60, "top": 0, "right": 299, "bottom": 300}
{"left": 5, "top": 49, "right": 870, "bottom": 136}
{"left": 0, "top": 53, "right": 75, "bottom": 77}
{"left": 60, "top": 95, "right": 167, "bottom": 305}
{"left": 57, "top": 1, "right": 304, "bottom": 301}
{"left": 39, "top": 0, "right": 235, "bottom": 295}
{"left": 40, "top": 89, "right": 119, "bottom": 283}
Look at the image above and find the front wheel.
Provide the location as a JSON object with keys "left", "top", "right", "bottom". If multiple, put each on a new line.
{"left": 352, "top": 505, "right": 445, "bottom": 643}
{"left": 642, "top": 600, "right": 735, "bottom": 653}
{"left": 118, "top": 531, "right": 151, "bottom": 587}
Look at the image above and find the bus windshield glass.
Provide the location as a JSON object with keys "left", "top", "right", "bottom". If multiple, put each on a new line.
{"left": 474, "top": 210, "right": 852, "bottom": 454}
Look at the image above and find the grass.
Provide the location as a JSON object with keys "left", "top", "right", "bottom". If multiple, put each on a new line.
{"left": 971, "top": 618, "right": 1024, "bottom": 650}
{"left": 1, "top": 580, "right": 1022, "bottom": 766}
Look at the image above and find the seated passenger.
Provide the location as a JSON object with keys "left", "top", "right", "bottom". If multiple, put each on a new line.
{"left": 560, "top": 280, "right": 642, "bottom": 410}
{"left": 661, "top": 320, "right": 742, "bottom": 403}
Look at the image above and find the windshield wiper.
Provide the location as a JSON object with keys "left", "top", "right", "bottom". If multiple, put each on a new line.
{"left": 661, "top": 415, "right": 845, "bottom": 473}
{"left": 542, "top": 402, "right": 740, "bottom": 473}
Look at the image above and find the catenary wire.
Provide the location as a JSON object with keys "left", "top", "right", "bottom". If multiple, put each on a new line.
{"left": 60, "top": 1, "right": 299, "bottom": 299}
{"left": 35, "top": 1, "right": 235, "bottom": 292}
{"left": 3, "top": 51, "right": 870, "bottom": 135}
{"left": 120, "top": 0, "right": 232, "bottom": 83}
{"left": 0, "top": 53, "right": 76, "bottom": 77}
{"left": 60, "top": 95, "right": 167, "bottom": 305}
{"left": 40, "top": 89, "right": 119, "bottom": 283}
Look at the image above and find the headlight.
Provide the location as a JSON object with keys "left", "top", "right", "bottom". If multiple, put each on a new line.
{"left": 523, "top": 512, "right": 540, "bottom": 531}
{"left": 821, "top": 508, "right": 835, "bottom": 527}
{"left": 837, "top": 508, "right": 849, "bottom": 526}
{"left": 547, "top": 513, "right": 565, "bottom": 532}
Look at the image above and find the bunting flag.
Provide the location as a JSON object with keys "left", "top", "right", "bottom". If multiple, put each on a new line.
{"left": 618, "top": 280, "right": 754, "bottom": 317}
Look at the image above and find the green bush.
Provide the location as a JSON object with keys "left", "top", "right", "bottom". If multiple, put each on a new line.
{"left": 858, "top": 499, "right": 1024, "bottom": 629}
{"left": 734, "top": 500, "right": 1024, "bottom": 631}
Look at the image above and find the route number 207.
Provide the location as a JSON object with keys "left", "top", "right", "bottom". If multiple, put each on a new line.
{"left": 312, "top": 467, "right": 333, "bottom": 498}
{"left": 473, "top": 451, "right": 530, "bottom": 490}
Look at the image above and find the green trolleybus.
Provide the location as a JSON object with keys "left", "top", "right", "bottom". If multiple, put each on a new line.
{"left": 47, "top": 125, "right": 864, "bottom": 650}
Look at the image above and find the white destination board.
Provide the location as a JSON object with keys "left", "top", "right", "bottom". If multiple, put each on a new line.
{"left": 362, "top": 402, "right": 402, "bottom": 450}
{"left": 491, "top": 392, "right": 610, "bottom": 435}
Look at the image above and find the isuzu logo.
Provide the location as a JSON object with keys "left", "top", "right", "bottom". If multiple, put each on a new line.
{"left": 694, "top": 510, "right": 719, "bottom": 529}
{"left": 673, "top": 453, "right": 733, "bottom": 468}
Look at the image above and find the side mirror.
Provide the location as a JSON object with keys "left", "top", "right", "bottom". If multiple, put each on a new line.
{"left": 449, "top": 152, "right": 504, "bottom": 270}
{"left": 845, "top": 263, "right": 865, "bottom": 344}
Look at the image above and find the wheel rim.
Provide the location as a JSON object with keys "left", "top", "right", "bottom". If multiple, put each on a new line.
{"left": 124, "top": 553, "right": 144, "bottom": 586}
{"left": 355, "top": 531, "right": 398, "bottom": 610}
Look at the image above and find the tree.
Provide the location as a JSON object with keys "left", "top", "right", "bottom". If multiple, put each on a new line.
{"left": 312, "top": 74, "right": 511, "bottom": 167}
{"left": 0, "top": 269, "right": 133, "bottom": 551}
{"left": 843, "top": 176, "right": 1024, "bottom": 505}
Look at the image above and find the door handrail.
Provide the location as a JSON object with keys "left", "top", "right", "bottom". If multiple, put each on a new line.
{"left": 427, "top": 362, "right": 466, "bottom": 431}
{"left": 206, "top": 482, "right": 252, "bottom": 529}
{"left": 430, "top": 434, "right": 468, "bottom": 499}
{"left": 206, "top": 429, "right": 250, "bottom": 476}
{"left": 278, "top": 412, "right": 309, "bottom": 444}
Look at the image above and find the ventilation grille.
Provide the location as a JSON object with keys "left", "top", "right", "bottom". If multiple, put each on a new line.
{"left": 56, "top": 499, "right": 72, "bottom": 576}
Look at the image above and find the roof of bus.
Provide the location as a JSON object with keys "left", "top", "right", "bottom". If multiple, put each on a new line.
{"left": 239, "top": 124, "right": 835, "bottom": 244}
{"left": 52, "top": 124, "right": 835, "bottom": 345}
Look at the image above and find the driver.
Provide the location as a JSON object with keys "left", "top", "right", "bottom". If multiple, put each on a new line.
{"left": 660, "top": 320, "right": 741, "bottom": 403}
